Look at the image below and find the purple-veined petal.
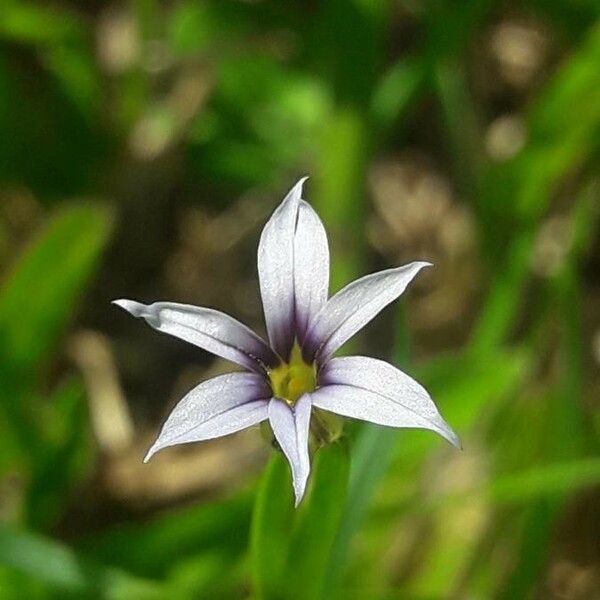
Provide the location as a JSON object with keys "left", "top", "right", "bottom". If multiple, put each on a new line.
{"left": 315, "top": 356, "right": 459, "bottom": 447}
{"left": 112, "top": 300, "right": 279, "bottom": 373}
{"left": 144, "top": 372, "right": 271, "bottom": 462}
{"left": 305, "top": 261, "right": 431, "bottom": 361}
{"left": 294, "top": 200, "right": 329, "bottom": 343}
{"left": 268, "top": 395, "right": 312, "bottom": 506}
{"left": 257, "top": 178, "right": 306, "bottom": 359}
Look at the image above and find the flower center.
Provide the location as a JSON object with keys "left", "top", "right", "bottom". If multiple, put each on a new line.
{"left": 268, "top": 343, "right": 317, "bottom": 404}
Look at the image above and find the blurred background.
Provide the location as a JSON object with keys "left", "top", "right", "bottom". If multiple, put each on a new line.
{"left": 0, "top": 1, "right": 599, "bottom": 598}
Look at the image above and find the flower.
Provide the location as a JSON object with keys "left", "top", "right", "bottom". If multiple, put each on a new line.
{"left": 113, "top": 178, "right": 459, "bottom": 505}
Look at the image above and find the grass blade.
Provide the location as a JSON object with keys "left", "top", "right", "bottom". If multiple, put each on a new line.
{"left": 250, "top": 453, "right": 295, "bottom": 599}
{"left": 0, "top": 524, "right": 165, "bottom": 599}
{"left": 285, "top": 441, "right": 350, "bottom": 600}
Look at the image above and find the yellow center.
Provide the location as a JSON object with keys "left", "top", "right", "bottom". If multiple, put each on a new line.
{"left": 268, "top": 343, "right": 317, "bottom": 404}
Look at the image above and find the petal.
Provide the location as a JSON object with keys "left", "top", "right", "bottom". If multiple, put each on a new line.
{"left": 144, "top": 372, "right": 271, "bottom": 461}
{"left": 293, "top": 200, "right": 329, "bottom": 343}
{"left": 257, "top": 178, "right": 306, "bottom": 359}
{"left": 113, "top": 300, "right": 279, "bottom": 373}
{"left": 315, "top": 356, "right": 459, "bottom": 447}
{"left": 268, "top": 395, "right": 312, "bottom": 506}
{"left": 305, "top": 262, "right": 431, "bottom": 361}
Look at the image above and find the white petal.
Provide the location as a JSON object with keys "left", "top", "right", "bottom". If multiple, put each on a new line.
{"left": 144, "top": 372, "right": 270, "bottom": 461}
{"left": 314, "top": 356, "right": 459, "bottom": 447}
{"left": 305, "top": 262, "right": 431, "bottom": 361}
{"left": 268, "top": 395, "right": 312, "bottom": 506}
{"left": 113, "top": 300, "right": 279, "bottom": 373}
{"left": 257, "top": 178, "right": 306, "bottom": 359}
{"left": 294, "top": 200, "right": 329, "bottom": 342}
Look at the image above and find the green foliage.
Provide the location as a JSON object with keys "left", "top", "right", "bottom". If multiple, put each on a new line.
{"left": 0, "top": 204, "right": 111, "bottom": 374}
{"left": 250, "top": 454, "right": 295, "bottom": 599}
{"left": 0, "top": 204, "right": 110, "bottom": 527}
{"left": 1, "top": 1, "right": 599, "bottom": 598}
{"left": 0, "top": 524, "right": 166, "bottom": 599}
{"left": 251, "top": 443, "right": 349, "bottom": 600}
{"left": 79, "top": 493, "right": 252, "bottom": 577}
{"left": 285, "top": 442, "right": 349, "bottom": 600}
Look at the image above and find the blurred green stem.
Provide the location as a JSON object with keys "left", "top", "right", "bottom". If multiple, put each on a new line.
{"left": 312, "top": 107, "right": 369, "bottom": 291}
{"left": 322, "top": 306, "right": 411, "bottom": 598}
{"left": 250, "top": 443, "right": 349, "bottom": 600}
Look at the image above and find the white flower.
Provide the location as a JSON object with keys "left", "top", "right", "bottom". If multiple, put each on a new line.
{"left": 114, "top": 178, "right": 459, "bottom": 505}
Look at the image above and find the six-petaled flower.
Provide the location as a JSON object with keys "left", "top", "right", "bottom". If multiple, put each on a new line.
{"left": 113, "top": 178, "right": 459, "bottom": 505}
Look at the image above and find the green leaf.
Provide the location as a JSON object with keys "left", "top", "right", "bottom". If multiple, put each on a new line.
{"left": 250, "top": 443, "right": 350, "bottom": 600}
{"left": 285, "top": 442, "right": 350, "bottom": 600}
{"left": 0, "top": 204, "right": 111, "bottom": 471}
{"left": 0, "top": 566, "right": 47, "bottom": 599}
{"left": 313, "top": 108, "right": 368, "bottom": 291}
{"left": 250, "top": 453, "right": 295, "bottom": 600}
{"left": 404, "top": 457, "right": 600, "bottom": 518}
{"left": 472, "top": 21, "right": 600, "bottom": 352}
{"left": 371, "top": 57, "right": 426, "bottom": 130}
{"left": 0, "top": 524, "right": 165, "bottom": 599}
{"left": 322, "top": 425, "right": 397, "bottom": 598}
{"left": 434, "top": 57, "right": 485, "bottom": 195}
{"left": 322, "top": 306, "right": 412, "bottom": 598}
{"left": 78, "top": 492, "right": 252, "bottom": 577}
{"left": 167, "top": 550, "right": 242, "bottom": 599}
{"left": 0, "top": 3, "right": 81, "bottom": 46}
{"left": 337, "top": 349, "right": 529, "bottom": 596}
{"left": 0, "top": 203, "right": 112, "bottom": 375}
{"left": 25, "top": 378, "right": 92, "bottom": 531}
{"left": 496, "top": 501, "right": 558, "bottom": 600}
{"left": 487, "top": 457, "right": 600, "bottom": 504}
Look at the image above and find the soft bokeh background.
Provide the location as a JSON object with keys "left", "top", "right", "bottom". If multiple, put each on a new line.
{"left": 1, "top": 1, "right": 599, "bottom": 598}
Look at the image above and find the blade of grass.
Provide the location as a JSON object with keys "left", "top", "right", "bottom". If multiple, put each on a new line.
{"left": 285, "top": 441, "right": 350, "bottom": 600}
{"left": 0, "top": 3, "right": 81, "bottom": 45}
{"left": 488, "top": 457, "right": 600, "bottom": 504}
{"left": 0, "top": 524, "right": 166, "bottom": 599}
{"left": 434, "top": 57, "right": 485, "bottom": 195}
{"left": 250, "top": 453, "right": 295, "bottom": 599}
{"left": 343, "top": 347, "right": 528, "bottom": 596}
{"left": 472, "top": 21, "right": 600, "bottom": 352}
{"left": 0, "top": 203, "right": 112, "bottom": 374}
{"left": 322, "top": 306, "right": 411, "bottom": 598}
{"left": 25, "top": 378, "right": 92, "bottom": 531}
{"left": 497, "top": 206, "right": 592, "bottom": 599}
{"left": 0, "top": 203, "right": 111, "bottom": 469}
{"left": 313, "top": 107, "right": 369, "bottom": 291}
{"left": 394, "top": 456, "right": 600, "bottom": 517}
{"left": 371, "top": 57, "right": 426, "bottom": 133}
{"left": 78, "top": 491, "right": 252, "bottom": 577}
